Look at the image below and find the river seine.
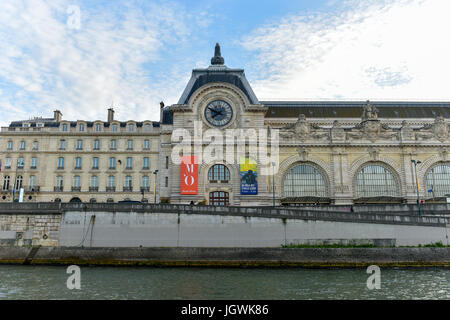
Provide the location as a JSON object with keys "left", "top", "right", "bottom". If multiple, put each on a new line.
{"left": 0, "top": 266, "right": 448, "bottom": 300}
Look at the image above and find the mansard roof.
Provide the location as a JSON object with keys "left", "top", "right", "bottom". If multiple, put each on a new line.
{"left": 177, "top": 66, "right": 259, "bottom": 105}
{"left": 262, "top": 101, "right": 450, "bottom": 119}
{"left": 177, "top": 43, "right": 259, "bottom": 105}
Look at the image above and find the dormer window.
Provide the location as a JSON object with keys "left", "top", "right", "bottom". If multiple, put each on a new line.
{"left": 95, "top": 123, "right": 102, "bottom": 132}
{"left": 112, "top": 124, "right": 118, "bottom": 132}
{"left": 23, "top": 123, "right": 30, "bottom": 128}
{"left": 62, "top": 124, "right": 68, "bottom": 132}
{"left": 36, "top": 123, "right": 44, "bottom": 128}
{"left": 79, "top": 123, "right": 85, "bottom": 132}
{"left": 129, "top": 124, "right": 135, "bottom": 132}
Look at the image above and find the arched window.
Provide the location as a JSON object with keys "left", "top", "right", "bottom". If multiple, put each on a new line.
{"left": 425, "top": 163, "right": 450, "bottom": 197}
{"left": 283, "top": 164, "right": 328, "bottom": 197}
{"left": 208, "top": 164, "right": 230, "bottom": 182}
{"left": 355, "top": 164, "right": 399, "bottom": 198}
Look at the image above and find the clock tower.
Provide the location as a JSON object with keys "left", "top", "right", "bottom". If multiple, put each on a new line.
{"left": 161, "top": 43, "right": 270, "bottom": 206}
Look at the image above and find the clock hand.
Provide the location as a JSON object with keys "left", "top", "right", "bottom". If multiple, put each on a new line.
{"left": 208, "top": 107, "right": 219, "bottom": 116}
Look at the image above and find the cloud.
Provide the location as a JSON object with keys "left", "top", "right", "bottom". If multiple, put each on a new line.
{"left": 0, "top": 0, "right": 199, "bottom": 127}
{"left": 241, "top": 0, "right": 450, "bottom": 102}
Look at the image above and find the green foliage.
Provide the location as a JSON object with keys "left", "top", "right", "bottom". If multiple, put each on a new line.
{"left": 423, "top": 241, "right": 446, "bottom": 247}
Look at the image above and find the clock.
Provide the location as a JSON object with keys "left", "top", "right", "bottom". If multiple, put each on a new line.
{"left": 204, "top": 100, "right": 233, "bottom": 127}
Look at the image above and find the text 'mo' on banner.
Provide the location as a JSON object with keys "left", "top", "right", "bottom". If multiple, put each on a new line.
{"left": 240, "top": 157, "right": 258, "bottom": 195}
{"left": 181, "top": 155, "right": 198, "bottom": 195}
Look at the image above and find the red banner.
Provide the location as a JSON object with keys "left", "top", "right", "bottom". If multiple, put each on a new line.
{"left": 180, "top": 156, "right": 198, "bottom": 195}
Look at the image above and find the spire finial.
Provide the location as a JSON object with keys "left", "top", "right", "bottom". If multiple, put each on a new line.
{"left": 211, "top": 42, "right": 225, "bottom": 65}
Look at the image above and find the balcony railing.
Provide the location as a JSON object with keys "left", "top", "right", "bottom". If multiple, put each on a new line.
{"left": 123, "top": 186, "right": 133, "bottom": 192}
{"left": 89, "top": 187, "right": 99, "bottom": 192}
{"left": 140, "top": 187, "right": 150, "bottom": 192}
{"left": 71, "top": 186, "right": 81, "bottom": 192}
{"left": 106, "top": 186, "right": 116, "bottom": 192}
{"left": 54, "top": 186, "right": 64, "bottom": 192}
{"left": 25, "top": 186, "right": 40, "bottom": 192}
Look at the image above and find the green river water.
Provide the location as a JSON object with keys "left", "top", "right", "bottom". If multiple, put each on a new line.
{"left": 0, "top": 265, "right": 448, "bottom": 300}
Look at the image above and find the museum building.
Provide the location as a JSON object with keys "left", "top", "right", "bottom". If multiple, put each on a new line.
{"left": 1, "top": 44, "right": 450, "bottom": 206}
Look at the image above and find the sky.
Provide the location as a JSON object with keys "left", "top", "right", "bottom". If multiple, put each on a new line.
{"left": 0, "top": 0, "right": 449, "bottom": 127}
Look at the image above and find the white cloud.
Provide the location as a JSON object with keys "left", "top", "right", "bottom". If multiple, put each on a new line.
{"left": 241, "top": 0, "right": 450, "bottom": 102}
{"left": 0, "top": 0, "right": 196, "bottom": 127}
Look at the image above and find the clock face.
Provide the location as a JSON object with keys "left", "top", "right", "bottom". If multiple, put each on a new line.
{"left": 204, "top": 100, "right": 233, "bottom": 127}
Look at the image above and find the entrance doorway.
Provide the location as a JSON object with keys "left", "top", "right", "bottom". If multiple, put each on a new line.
{"left": 209, "top": 191, "right": 229, "bottom": 206}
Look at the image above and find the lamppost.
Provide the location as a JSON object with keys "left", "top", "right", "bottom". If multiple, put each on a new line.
{"left": 153, "top": 170, "right": 158, "bottom": 204}
{"left": 411, "top": 160, "right": 422, "bottom": 216}
{"left": 12, "top": 158, "right": 23, "bottom": 202}
{"left": 272, "top": 162, "right": 276, "bottom": 207}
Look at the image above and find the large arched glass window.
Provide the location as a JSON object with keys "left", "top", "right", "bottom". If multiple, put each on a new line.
{"left": 283, "top": 164, "right": 328, "bottom": 197}
{"left": 355, "top": 164, "right": 399, "bottom": 198}
{"left": 208, "top": 164, "right": 230, "bottom": 182}
{"left": 425, "top": 163, "right": 450, "bottom": 197}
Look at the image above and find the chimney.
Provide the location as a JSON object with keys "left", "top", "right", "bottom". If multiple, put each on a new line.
{"left": 107, "top": 108, "right": 115, "bottom": 123}
{"left": 159, "top": 101, "right": 165, "bottom": 122}
{"left": 53, "top": 110, "right": 62, "bottom": 122}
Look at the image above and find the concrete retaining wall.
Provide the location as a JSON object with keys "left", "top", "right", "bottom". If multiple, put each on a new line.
{"left": 0, "top": 203, "right": 449, "bottom": 247}
{"left": 60, "top": 211, "right": 450, "bottom": 247}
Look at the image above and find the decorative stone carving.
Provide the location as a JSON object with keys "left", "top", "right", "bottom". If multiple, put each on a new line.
{"left": 433, "top": 116, "right": 449, "bottom": 141}
{"left": 281, "top": 114, "right": 329, "bottom": 141}
{"left": 400, "top": 120, "right": 415, "bottom": 142}
{"left": 346, "top": 102, "right": 398, "bottom": 142}
{"left": 362, "top": 100, "right": 378, "bottom": 121}
{"left": 439, "top": 147, "right": 448, "bottom": 160}
{"left": 367, "top": 146, "right": 378, "bottom": 160}
{"left": 297, "top": 147, "right": 308, "bottom": 161}
{"left": 416, "top": 116, "right": 449, "bottom": 141}
{"left": 347, "top": 119, "right": 397, "bottom": 142}
{"left": 331, "top": 120, "right": 345, "bottom": 142}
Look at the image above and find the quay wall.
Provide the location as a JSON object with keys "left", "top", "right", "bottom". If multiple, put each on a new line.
{"left": 0, "top": 247, "right": 449, "bottom": 267}
{"left": 0, "top": 203, "right": 449, "bottom": 247}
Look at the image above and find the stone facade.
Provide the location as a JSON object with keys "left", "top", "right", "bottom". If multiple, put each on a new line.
{"left": 0, "top": 110, "right": 161, "bottom": 203}
{"left": 1, "top": 44, "right": 450, "bottom": 206}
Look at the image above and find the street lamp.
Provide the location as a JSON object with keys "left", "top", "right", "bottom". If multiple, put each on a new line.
{"left": 272, "top": 162, "right": 276, "bottom": 207}
{"left": 12, "top": 158, "right": 23, "bottom": 202}
{"left": 411, "top": 160, "right": 422, "bottom": 216}
{"left": 153, "top": 170, "right": 158, "bottom": 204}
